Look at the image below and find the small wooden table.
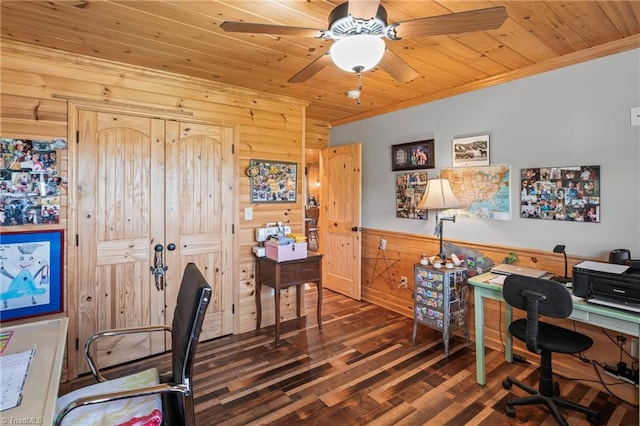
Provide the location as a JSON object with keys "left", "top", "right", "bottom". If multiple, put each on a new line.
{"left": 0, "top": 317, "right": 68, "bottom": 424}
{"left": 255, "top": 253, "right": 323, "bottom": 345}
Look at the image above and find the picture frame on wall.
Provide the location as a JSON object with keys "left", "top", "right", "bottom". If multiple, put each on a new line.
{"left": 452, "top": 134, "right": 490, "bottom": 167}
{"left": 520, "top": 165, "right": 600, "bottom": 222}
{"left": 395, "top": 172, "right": 429, "bottom": 220}
{"left": 0, "top": 229, "right": 64, "bottom": 321}
{"left": 391, "top": 140, "right": 435, "bottom": 171}
{"left": 1, "top": 137, "right": 64, "bottom": 227}
{"left": 249, "top": 159, "right": 297, "bottom": 203}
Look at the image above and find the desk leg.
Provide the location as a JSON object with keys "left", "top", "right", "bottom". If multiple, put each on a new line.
{"left": 474, "top": 289, "right": 486, "bottom": 385}
{"left": 316, "top": 281, "right": 323, "bottom": 330}
{"left": 505, "top": 303, "right": 513, "bottom": 363}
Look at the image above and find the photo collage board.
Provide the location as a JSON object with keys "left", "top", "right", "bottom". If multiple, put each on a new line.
{"left": 395, "top": 171, "right": 429, "bottom": 220}
{"left": 1, "top": 138, "right": 64, "bottom": 226}
{"left": 249, "top": 159, "right": 297, "bottom": 203}
{"left": 520, "top": 165, "right": 600, "bottom": 222}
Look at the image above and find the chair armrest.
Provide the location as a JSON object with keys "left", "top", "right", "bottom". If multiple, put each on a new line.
{"left": 54, "top": 382, "right": 188, "bottom": 426}
{"left": 85, "top": 325, "right": 172, "bottom": 382}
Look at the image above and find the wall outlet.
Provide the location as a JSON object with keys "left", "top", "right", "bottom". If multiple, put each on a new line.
{"left": 399, "top": 276, "right": 408, "bottom": 288}
{"left": 380, "top": 239, "right": 387, "bottom": 250}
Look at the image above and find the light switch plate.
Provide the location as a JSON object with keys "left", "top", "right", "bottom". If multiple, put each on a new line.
{"left": 244, "top": 207, "right": 253, "bottom": 220}
{"left": 631, "top": 107, "right": 640, "bottom": 127}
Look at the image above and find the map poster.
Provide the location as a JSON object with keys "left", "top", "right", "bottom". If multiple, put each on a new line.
{"left": 440, "top": 165, "right": 511, "bottom": 220}
{"left": 520, "top": 165, "right": 600, "bottom": 222}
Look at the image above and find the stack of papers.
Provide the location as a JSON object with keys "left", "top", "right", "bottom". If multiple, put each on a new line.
{"left": 488, "top": 275, "right": 507, "bottom": 285}
{"left": 0, "top": 349, "right": 35, "bottom": 411}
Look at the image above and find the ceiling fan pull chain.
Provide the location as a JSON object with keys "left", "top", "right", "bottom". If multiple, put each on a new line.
{"left": 355, "top": 71, "right": 363, "bottom": 104}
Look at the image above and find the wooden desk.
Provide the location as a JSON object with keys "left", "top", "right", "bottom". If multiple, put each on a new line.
{"left": 256, "top": 253, "right": 323, "bottom": 345}
{"left": 468, "top": 272, "right": 640, "bottom": 420}
{"left": 0, "top": 317, "right": 68, "bottom": 424}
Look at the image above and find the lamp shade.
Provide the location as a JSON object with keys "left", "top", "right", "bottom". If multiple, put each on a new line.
{"left": 417, "top": 178, "right": 462, "bottom": 210}
{"left": 330, "top": 35, "right": 385, "bottom": 73}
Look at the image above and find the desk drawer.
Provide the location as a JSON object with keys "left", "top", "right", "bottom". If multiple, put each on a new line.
{"left": 280, "top": 259, "right": 321, "bottom": 284}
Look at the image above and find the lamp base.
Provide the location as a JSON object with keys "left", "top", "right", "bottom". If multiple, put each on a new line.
{"left": 438, "top": 215, "right": 456, "bottom": 261}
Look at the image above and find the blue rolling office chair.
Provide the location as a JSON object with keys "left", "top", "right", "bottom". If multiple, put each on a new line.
{"left": 501, "top": 275, "right": 601, "bottom": 426}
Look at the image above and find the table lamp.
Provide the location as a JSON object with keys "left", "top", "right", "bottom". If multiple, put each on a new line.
{"left": 417, "top": 178, "right": 462, "bottom": 259}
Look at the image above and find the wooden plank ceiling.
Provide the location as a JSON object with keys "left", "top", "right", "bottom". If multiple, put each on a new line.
{"left": 2, "top": 1, "right": 639, "bottom": 126}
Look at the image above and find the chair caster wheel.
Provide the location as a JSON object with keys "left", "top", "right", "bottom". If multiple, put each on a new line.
{"left": 502, "top": 379, "right": 512, "bottom": 389}
{"left": 587, "top": 414, "right": 600, "bottom": 425}
{"left": 505, "top": 405, "right": 516, "bottom": 418}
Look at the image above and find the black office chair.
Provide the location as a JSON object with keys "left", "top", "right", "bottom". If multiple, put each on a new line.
{"left": 501, "top": 275, "right": 600, "bottom": 426}
{"left": 55, "top": 263, "right": 211, "bottom": 425}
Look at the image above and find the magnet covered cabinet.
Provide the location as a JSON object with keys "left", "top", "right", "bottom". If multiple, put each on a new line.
{"left": 413, "top": 264, "right": 469, "bottom": 355}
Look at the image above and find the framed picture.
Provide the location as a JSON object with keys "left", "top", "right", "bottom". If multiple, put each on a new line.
{"left": 520, "top": 165, "right": 600, "bottom": 222}
{"left": 0, "top": 229, "right": 64, "bottom": 321}
{"left": 1, "top": 137, "right": 63, "bottom": 227}
{"left": 452, "top": 134, "right": 490, "bottom": 167}
{"left": 395, "top": 172, "right": 429, "bottom": 219}
{"left": 249, "top": 159, "right": 297, "bottom": 203}
{"left": 391, "top": 140, "right": 435, "bottom": 171}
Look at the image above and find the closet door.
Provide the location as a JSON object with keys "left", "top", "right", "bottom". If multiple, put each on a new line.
{"left": 76, "top": 111, "right": 166, "bottom": 373}
{"left": 163, "top": 122, "right": 234, "bottom": 341}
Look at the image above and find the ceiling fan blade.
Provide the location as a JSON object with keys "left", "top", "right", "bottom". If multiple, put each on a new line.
{"left": 288, "top": 52, "right": 333, "bottom": 83}
{"left": 347, "top": 0, "right": 381, "bottom": 20}
{"left": 392, "top": 6, "right": 507, "bottom": 39}
{"left": 221, "top": 21, "right": 325, "bottom": 38}
{"left": 379, "top": 50, "right": 418, "bottom": 83}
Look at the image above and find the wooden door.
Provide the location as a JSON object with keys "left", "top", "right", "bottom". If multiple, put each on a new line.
{"left": 164, "top": 122, "right": 234, "bottom": 341}
{"left": 76, "top": 111, "right": 166, "bottom": 373}
{"left": 74, "top": 111, "right": 235, "bottom": 374}
{"left": 320, "top": 144, "right": 362, "bottom": 299}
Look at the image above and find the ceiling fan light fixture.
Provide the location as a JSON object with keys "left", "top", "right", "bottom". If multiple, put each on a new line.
{"left": 330, "top": 35, "right": 385, "bottom": 73}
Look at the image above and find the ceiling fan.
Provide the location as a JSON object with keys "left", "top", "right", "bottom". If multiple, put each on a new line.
{"left": 221, "top": 1, "right": 507, "bottom": 86}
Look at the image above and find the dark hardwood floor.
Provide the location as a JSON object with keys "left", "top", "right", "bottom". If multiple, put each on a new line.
{"left": 61, "top": 288, "right": 639, "bottom": 425}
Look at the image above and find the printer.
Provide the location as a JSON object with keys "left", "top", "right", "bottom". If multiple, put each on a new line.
{"left": 573, "top": 261, "right": 640, "bottom": 313}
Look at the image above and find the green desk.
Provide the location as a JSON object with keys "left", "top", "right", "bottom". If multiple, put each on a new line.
{"left": 469, "top": 272, "right": 640, "bottom": 408}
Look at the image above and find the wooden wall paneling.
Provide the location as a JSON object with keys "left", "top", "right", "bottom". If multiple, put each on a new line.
{"left": 306, "top": 165, "right": 321, "bottom": 202}
{"left": 0, "top": 118, "right": 67, "bottom": 141}
{"left": 237, "top": 114, "right": 308, "bottom": 332}
{"left": 361, "top": 227, "right": 638, "bottom": 403}
{"left": 1, "top": 40, "right": 309, "bottom": 378}
{"left": 305, "top": 118, "right": 330, "bottom": 150}
{"left": 1, "top": 44, "right": 306, "bottom": 128}
{"left": 0, "top": 94, "right": 68, "bottom": 123}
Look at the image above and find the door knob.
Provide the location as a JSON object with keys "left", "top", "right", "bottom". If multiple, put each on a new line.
{"left": 150, "top": 244, "right": 168, "bottom": 290}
